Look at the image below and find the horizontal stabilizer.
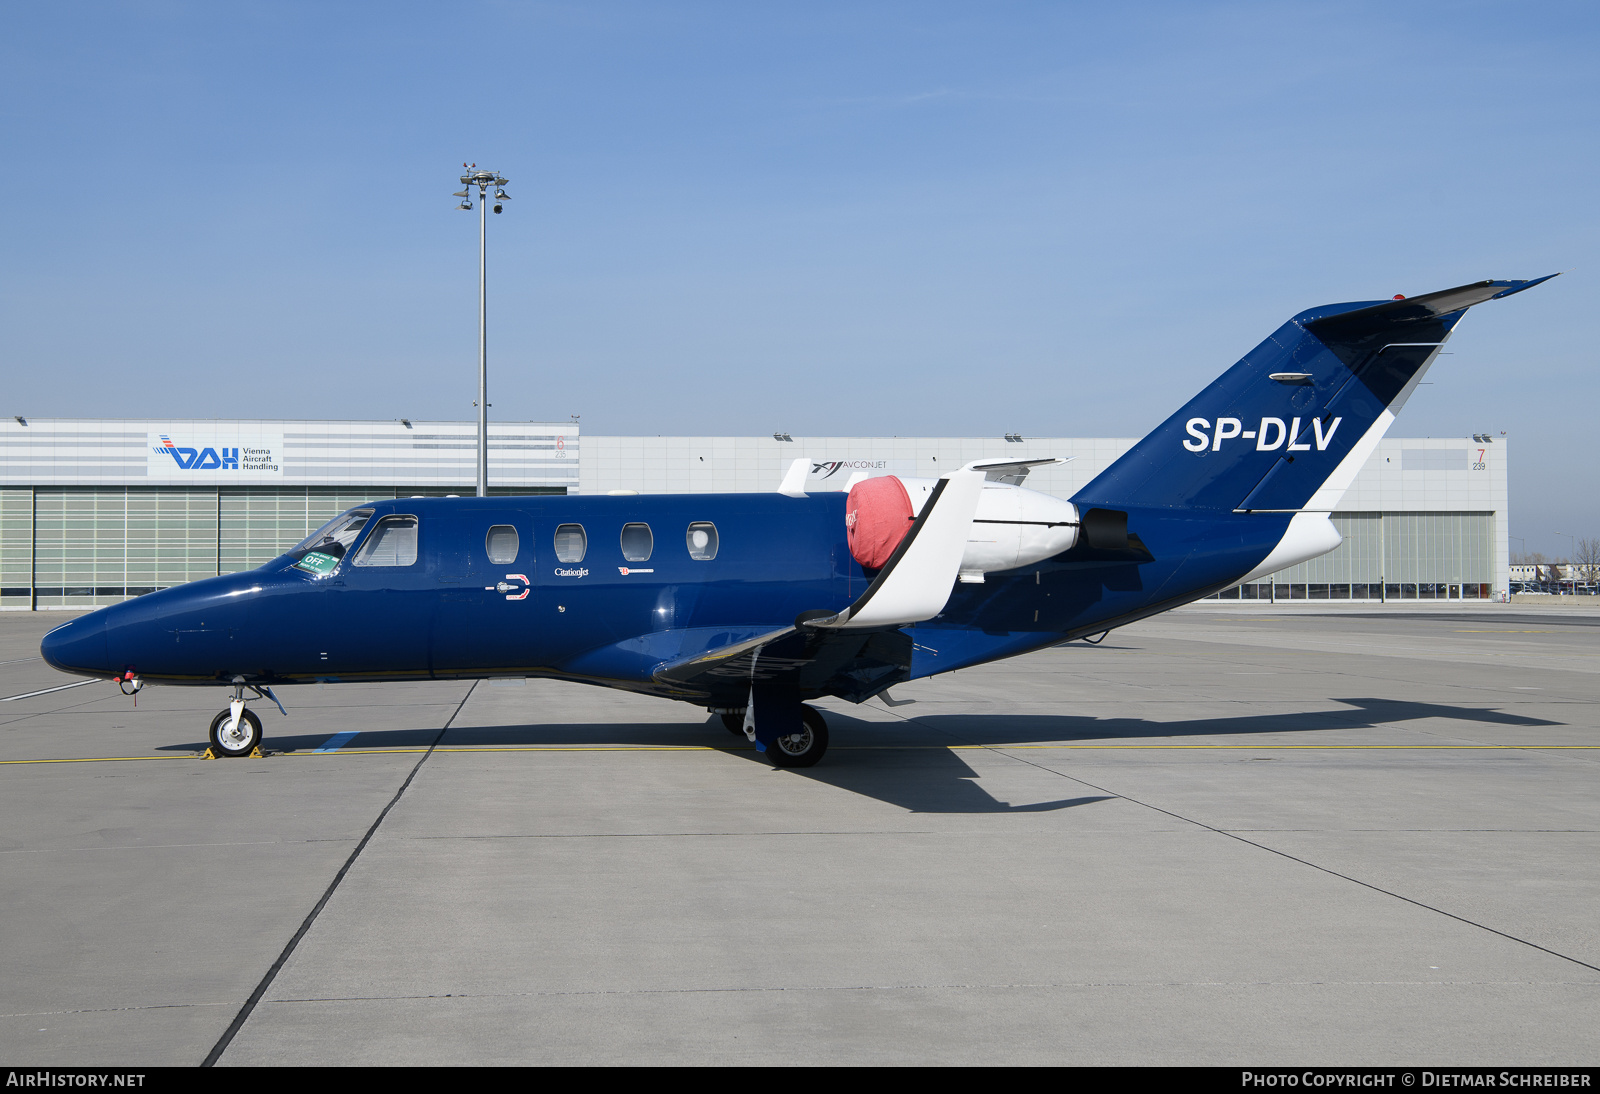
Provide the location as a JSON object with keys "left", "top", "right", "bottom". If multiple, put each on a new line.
{"left": 962, "top": 456, "right": 1069, "bottom": 484}
{"left": 1303, "top": 275, "right": 1561, "bottom": 368}
{"left": 1304, "top": 275, "right": 1559, "bottom": 331}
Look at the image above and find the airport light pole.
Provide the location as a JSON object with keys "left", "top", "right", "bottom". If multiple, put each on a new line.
{"left": 453, "top": 164, "right": 510, "bottom": 497}
{"left": 1556, "top": 531, "right": 1577, "bottom": 593}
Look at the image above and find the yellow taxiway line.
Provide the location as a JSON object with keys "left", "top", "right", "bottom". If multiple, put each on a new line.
{"left": 3, "top": 743, "right": 1599, "bottom": 766}
{"left": 0, "top": 754, "right": 192, "bottom": 765}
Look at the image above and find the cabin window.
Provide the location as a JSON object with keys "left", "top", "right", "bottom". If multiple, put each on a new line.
{"left": 352, "top": 515, "right": 419, "bottom": 567}
{"left": 620, "top": 523, "right": 653, "bottom": 562}
{"left": 686, "top": 522, "right": 718, "bottom": 561}
{"left": 486, "top": 525, "right": 519, "bottom": 565}
{"left": 554, "top": 524, "right": 587, "bottom": 563}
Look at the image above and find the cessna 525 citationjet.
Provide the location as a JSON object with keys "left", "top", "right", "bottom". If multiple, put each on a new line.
{"left": 41, "top": 276, "right": 1555, "bottom": 765}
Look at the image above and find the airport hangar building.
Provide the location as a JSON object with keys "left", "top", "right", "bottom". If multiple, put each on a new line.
{"left": 0, "top": 418, "right": 1508, "bottom": 611}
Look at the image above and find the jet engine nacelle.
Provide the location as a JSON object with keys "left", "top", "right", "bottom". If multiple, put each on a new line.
{"left": 856, "top": 476, "right": 1078, "bottom": 580}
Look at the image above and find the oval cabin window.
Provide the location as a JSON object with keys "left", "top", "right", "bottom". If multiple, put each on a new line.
{"left": 554, "top": 524, "right": 587, "bottom": 563}
{"left": 686, "top": 522, "right": 718, "bottom": 561}
{"left": 620, "top": 523, "right": 653, "bottom": 563}
{"left": 486, "top": 525, "right": 519, "bottom": 565}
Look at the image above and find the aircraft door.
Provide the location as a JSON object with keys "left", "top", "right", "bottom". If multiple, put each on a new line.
{"left": 311, "top": 512, "right": 434, "bottom": 677}
{"left": 432, "top": 511, "right": 545, "bottom": 676}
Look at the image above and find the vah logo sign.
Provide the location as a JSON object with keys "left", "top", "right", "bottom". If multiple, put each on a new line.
{"left": 147, "top": 432, "right": 284, "bottom": 479}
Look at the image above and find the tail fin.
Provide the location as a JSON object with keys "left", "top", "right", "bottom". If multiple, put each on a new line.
{"left": 1075, "top": 276, "right": 1558, "bottom": 513}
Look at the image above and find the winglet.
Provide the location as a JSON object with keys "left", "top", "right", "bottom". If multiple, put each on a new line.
{"left": 778, "top": 458, "right": 809, "bottom": 497}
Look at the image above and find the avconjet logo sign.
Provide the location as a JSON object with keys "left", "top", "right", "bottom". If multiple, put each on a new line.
{"left": 810, "top": 460, "right": 888, "bottom": 480}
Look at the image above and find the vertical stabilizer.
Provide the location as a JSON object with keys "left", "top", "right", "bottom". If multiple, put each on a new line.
{"left": 1074, "top": 276, "right": 1557, "bottom": 514}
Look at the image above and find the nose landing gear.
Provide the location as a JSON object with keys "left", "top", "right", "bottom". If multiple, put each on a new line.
{"left": 202, "top": 677, "right": 286, "bottom": 759}
{"left": 209, "top": 706, "right": 262, "bottom": 758}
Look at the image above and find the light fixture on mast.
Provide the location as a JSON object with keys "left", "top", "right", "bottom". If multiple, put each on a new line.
{"left": 453, "top": 162, "right": 510, "bottom": 497}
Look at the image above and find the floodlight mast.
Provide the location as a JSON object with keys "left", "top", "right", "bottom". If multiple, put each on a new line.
{"left": 454, "top": 164, "right": 510, "bottom": 497}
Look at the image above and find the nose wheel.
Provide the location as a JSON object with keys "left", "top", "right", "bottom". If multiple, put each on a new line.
{"left": 202, "top": 677, "right": 284, "bottom": 758}
{"left": 209, "top": 706, "right": 263, "bottom": 757}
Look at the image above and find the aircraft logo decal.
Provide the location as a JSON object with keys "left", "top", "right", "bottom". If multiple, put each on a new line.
{"left": 812, "top": 460, "right": 887, "bottom": 479}
{"left": 152, "top": 435, "right": 240, "bottom": 470}
{"left": 496, "top": 575, "right": 530, "bottom": 600}
{"left": 1182, "top": 416, "right": 1342, "bottom": 453}
{"left": 554, "top": 567, "right": 589, "bottom": 578}
{"left": 618, "top": 567, "right": 655, "bottom": 576}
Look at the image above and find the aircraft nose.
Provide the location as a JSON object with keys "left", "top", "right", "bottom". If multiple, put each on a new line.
{"left": 40, "top": 614, "right": 110, "bottom": 678}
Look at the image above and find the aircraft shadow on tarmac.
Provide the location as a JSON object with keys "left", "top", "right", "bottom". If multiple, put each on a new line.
{"left": 156, "top": 718, "right": 1112, "bottom": 815}
{"left": 762, "top": 697, "right": 1565, "bottom": 814}
{"left": 904, "top": 696, "right": 1564, "bottom": 743}
{"left": 154, "top": 695, "right": 1560, "bottom": 816}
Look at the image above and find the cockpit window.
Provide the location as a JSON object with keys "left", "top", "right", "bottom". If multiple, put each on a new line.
{"left": 352, "top": 515, "right": 420, "bottom": 567}
{"left": 292, "top": 509, "right": 374, "bottom": 559}
{"left": 289, "top": 508, "right": 373, "bottom": 574}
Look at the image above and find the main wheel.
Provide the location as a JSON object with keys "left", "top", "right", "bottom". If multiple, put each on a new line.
{"left": 209, "top": 708, "right": 262, "bottom": 757}
{"left": 720, "top": 712, "right": 747, "bottom": 736}
{"left": 769, "top": 705, "right": 829, "bottom": 768}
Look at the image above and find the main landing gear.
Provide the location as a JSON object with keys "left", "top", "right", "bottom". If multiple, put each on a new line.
{"left": 715, "top": 704, "right": 830, "bottom": 768}
{"left": 771, "top": 706, "right": 829, "bottom": 768}
{"left": 204, "top": 677, "right": 286, "bottom": 759}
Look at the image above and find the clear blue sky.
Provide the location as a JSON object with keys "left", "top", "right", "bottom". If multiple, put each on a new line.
{"left": 2, "top": 2, "right": 1593, "bottom": 555}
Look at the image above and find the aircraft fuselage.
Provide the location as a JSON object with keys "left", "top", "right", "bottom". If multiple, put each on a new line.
{"left": 40, "top": 490, "right": 1290, "bottom": 704}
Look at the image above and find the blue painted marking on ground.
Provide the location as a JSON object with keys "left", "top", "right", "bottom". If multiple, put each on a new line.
{"left": 314, "top": 731, "right": 360, "bottom": 753}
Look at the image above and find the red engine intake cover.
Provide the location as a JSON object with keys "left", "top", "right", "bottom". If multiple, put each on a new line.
{"left": 846, "top": 475, "right": 914, "bottom": 570}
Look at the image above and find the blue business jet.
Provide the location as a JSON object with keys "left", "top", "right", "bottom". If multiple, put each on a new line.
{"left": 40, "top": 277, "right": 1556, "bottom": 765}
